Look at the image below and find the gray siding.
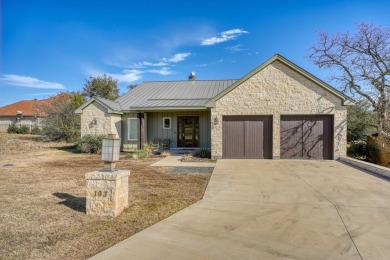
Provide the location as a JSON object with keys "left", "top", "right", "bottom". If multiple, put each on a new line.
{"left": 146, "top": 111, "right": 211, "bottom": 148}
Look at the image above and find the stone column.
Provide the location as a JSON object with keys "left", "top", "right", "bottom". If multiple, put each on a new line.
{"left": 85, "top": 170, "right": 130, "bottom": 217}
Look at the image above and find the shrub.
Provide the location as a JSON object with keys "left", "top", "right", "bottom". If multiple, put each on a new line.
{"left": 7, "top": 124, "right": 30, "bottom": 134}
{"left": 142, "top": 143, "right": 154, "bottom": 155}
{"left": 18, "top": 125, "right": 30, "bottom": 134}
{"left": 129, "top": 150, "right": 149, "bottom": 159}
{"left": 193, "top": 148, "right": 211, "bottom": 159}
{"left": 347, "top": 142, "right": 368, "bottom": 159}
{"left": 76, "top": 134, "right": 104, "bottom": 154}
{"left": 30, "top": 127, "right": 42, "bottom": 135}
{"left": 7, "top": 125, "right": 19, "bottom": 134}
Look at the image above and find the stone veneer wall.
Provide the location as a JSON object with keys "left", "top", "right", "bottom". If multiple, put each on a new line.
{"left": 211, "top": 60, "right": 347, "bottom": 159}
{"left": 80, "top": 102, "right": 122, "bottom": 138}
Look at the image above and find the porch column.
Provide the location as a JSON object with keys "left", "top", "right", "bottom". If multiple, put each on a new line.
{"left": 137, "top": 112, "right": 145, "bottom": 149}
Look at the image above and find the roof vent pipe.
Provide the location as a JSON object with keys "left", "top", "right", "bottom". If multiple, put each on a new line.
{"left": 188, "top": 71, "right": 196, "bottom": 80}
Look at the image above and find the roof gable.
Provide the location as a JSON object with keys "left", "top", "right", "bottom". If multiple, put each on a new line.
{"left": 75, "top": 97, "right": 122, "bottom": 114}
{"left": 205, "top": 54, "right": 353, "bottom": 107}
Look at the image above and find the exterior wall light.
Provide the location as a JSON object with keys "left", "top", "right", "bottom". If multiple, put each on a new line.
{"left": 213, "top": 116, "right": 219, "bottom": 125}
{"left": 89, "top": 118, "right": 97, "bottom": 128}
{"left": 102, "top": 134, "right": 121, "bottom": 172}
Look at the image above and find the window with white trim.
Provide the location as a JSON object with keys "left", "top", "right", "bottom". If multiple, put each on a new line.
{"left": 163, "top": 117, "right": 171, "bottom": 129}
{"left": 128, "top": 118, "right": 138, "bottom": 140}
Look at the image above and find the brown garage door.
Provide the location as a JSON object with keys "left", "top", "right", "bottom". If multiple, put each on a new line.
{"left": 280, "top": 115, "right": 333, "bottom": 160}
{"left": 223, "top": 116, "right": 272, "bottom": 159}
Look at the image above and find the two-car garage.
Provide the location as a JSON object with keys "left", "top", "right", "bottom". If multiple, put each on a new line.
{"left": 222, "top": 115, "right": 333, "bottom": 160}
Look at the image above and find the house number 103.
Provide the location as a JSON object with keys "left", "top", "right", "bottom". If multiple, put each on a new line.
{"left": 94, "top": 190, "right": 108, "bottom": 197}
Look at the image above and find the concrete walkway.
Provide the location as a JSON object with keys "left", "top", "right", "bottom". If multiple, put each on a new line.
{"left": 91, "top": 160, "right": 390, "bottom": 259}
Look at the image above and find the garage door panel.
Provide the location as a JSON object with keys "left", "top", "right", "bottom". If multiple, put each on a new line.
{"left": 280, "top": 117, "right": 303, "bottom": 159}
{"left": 302, "top": 118, "right": 324, "bottom": 159}
{"left": 281, "top": 116, "right": 333, "bottom": 160}
{"left": 245, "top": 118, "right": 264, "bottom": 159}
{"left": 262, "top": 117, "right": 273, "bottom": 159}
{"left": 223, "top": 116, "right": 272, "bottom": 159}
{"left": 223, "top": 117, "right": 245, "bottom": 158}
{"left": 322, "top": 116, "right": 333, "bottom": 159}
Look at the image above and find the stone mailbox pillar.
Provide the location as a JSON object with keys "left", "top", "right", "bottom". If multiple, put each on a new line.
{"left": 85, "top": 134, "right": 130, "bottom": 217}
{"left": 85, "top": 170, "right": 130, "bottom": 217}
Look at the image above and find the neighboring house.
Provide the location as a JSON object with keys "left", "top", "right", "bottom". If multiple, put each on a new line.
{"left": 76, "top": 54, "right": 353, "bottom": 160}
{"left": 0, "top": 94, "right": 68, "bottom": 132}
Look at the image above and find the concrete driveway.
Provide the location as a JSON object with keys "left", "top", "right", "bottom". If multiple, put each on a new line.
{"left": 92, "top": 160, "right": 390, "bottom": 260}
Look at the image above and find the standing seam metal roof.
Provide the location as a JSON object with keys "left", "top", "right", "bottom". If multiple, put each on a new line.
{"left": 116, "top": 80, "right": 237, "bottom": 109}
{"left": 95, "top": 96, "right": 122, "bottom": 111}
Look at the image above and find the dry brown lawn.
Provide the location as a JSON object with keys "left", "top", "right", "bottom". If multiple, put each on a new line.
{"left": 0, "top": 133, "right": 211, "bottom": 259}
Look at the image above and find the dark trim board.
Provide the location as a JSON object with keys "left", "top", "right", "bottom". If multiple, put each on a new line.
{"left": 222, "top": 115, "right": 272, "bottom": 159}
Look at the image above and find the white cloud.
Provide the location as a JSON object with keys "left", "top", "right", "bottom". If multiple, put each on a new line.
{"left": 225, "top": 44, "right": 248, "bottom": 53}
{"left": 109, "top": 69, "right": 144, "bottom": 83}
{"left": 200, "top": 29, "right": 249, "bottom": 46}
{"left": 143, "top": 61, "right": 168, "bottom": 67}
{"left": 112, "top": 54, "right": 190, "bottom": 70}
{"left": 111, "top": 61, "right": 168, "bottom": 69}
{"left": 148, "top": 67, "right": 174, "bottom": 75}
{"left": 0, "top": 74, "right": 65, "bottom": 89}
{"left": 85, "top": 66, "right": 144, "bottom": 84}
{"left": 163, "top": 52, "right": 191, "bottom": 63}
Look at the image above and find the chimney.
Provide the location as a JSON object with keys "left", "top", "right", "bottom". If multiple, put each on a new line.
{"left": 188, "top": 71, "right": 196, "bottom": 80}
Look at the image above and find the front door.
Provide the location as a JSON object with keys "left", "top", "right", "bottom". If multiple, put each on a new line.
{"left": 178, "top": 116, "right": 199, "bottom": 147}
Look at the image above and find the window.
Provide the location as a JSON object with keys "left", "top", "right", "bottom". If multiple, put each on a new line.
{"left": 163, "top": 117, "right": 171, "bottom": 129}
{"left": 128, "top": 118, "right": 138, "bottom": 140}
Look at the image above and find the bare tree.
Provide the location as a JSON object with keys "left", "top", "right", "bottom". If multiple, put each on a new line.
{"left": 308, "top": 23, "right": 390, "bottom": 135}
{"left": 41, "top": 92, "right": 85, "bottom": 142}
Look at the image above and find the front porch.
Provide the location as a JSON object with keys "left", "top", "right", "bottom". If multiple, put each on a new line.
{"left": 122, "top": 111, "right": 211, "bottom": 151}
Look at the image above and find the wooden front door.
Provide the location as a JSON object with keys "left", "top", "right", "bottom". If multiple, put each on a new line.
{"left": 178, "top": 116, "right": 199, "bottom": 147}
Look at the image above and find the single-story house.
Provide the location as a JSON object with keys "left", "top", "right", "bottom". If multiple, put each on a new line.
{"left": 76, "top": 54, "right": 352, "bottom": 160}
{"left": 0, "top": 93, "right": 70, "bottom": 132}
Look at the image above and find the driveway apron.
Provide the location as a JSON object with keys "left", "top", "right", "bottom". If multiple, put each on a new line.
{"left": 91, "top": 160, "right": 390, "bottom": 260}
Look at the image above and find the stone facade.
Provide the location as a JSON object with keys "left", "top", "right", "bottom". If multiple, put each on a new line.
{"left": 80, "top": 102, "right": 122, "bottom": 138}
{"left": 211, "top": 60, "right": 347, "bottom": 159}
{"left": 85, "top": 170, "right": 130, "bottom": 217}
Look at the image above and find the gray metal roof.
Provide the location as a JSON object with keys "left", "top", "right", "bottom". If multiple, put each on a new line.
{"left": 95, "top": 96, "right": 122, "bottom": 111}
{"left": 116, "top": 80, "right": 237, "bottom": 110}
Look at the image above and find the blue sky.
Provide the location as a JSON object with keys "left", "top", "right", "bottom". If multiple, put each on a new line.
{"left": 1, "top": 0, "right": 389, "bottom": 106}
